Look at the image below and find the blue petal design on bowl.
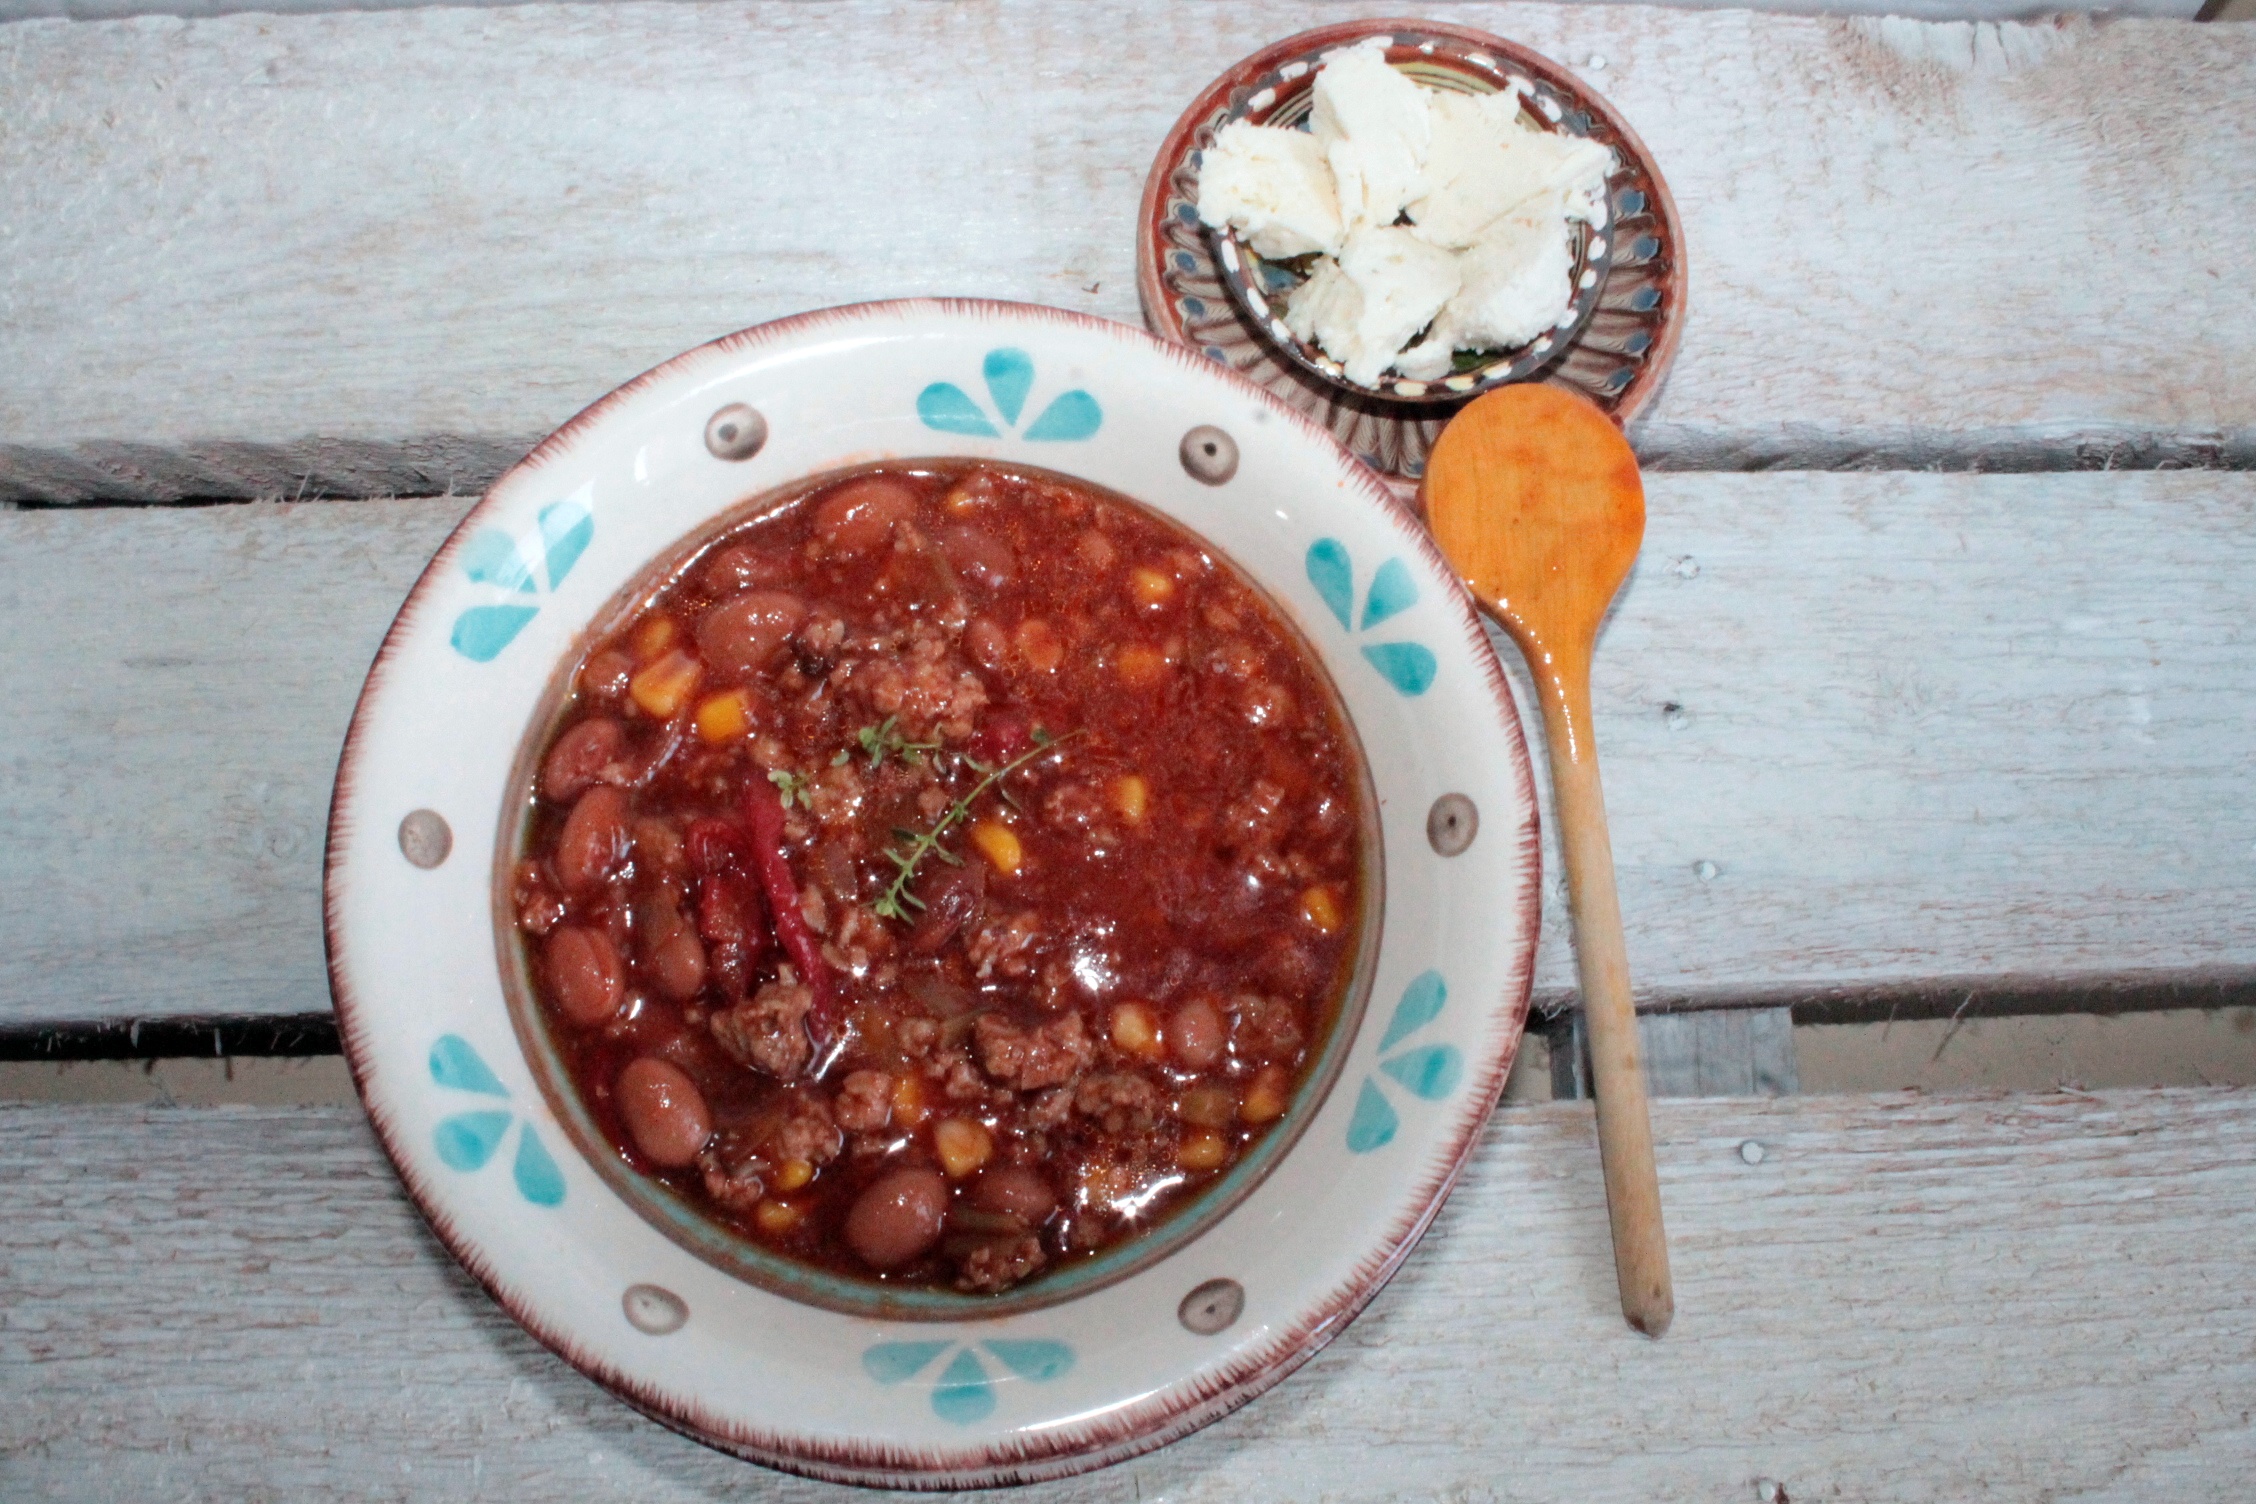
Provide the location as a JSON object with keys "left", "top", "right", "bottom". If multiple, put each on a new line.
{"left": 982, "top": 348, "right": 1034, "bottom": 426}
{"left": 538, "top": 499, "right": 594, "bottom": 590}
{"left": 1306, "top": 539, "right": 1354, "bottom": 630}
{"left": 917, "top": 382, "right": 999, "bottom": 437}
{"left": 1381, "top": 1044, "right": 1466, "bottom": 1101}
{"left": 983, "top": 1338, "right": 1075, "bottom": 1382}
{"left": 1345, "top": 1078, "right": 1399, "bottom": 1154}
{"left": 1377, "top": 970, "right": 1447, "bottom": 1053}
{"left": 461, "top": 529, "right": 535, "bottom": 593}
{"left": 931, "top": 1348, "right": 997, "bottom": 1425}
{"left": 1360, "top": 557, "right": 1418, "bottom": 630}
{"left": 451, "top": 604, "right": 539, "bottom": 663}
{"left": 434, "top": 1110, "right": 512, "bottom": 1171}
{"left": 429, "top": 1034, "right": 509, "bottom": 1097}
{"left": 1361, "top": 642, "right": 1437, "bottom": 697}
{"left": 512, "top": 1124, "right": 567, "bottom": 1206}
{"left": 1023, "top": 390, "right": 1102, "bottom": 442}
{"left": 863, "top": 1339, "right": 952, "bottom": 1385}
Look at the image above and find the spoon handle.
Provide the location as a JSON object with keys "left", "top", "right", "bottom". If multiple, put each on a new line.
{"left": 1539, "top": 663, "right": 1675, "bottom": 1338}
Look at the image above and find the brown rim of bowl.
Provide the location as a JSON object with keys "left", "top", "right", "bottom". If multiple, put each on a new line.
{"left": 1137, "top": 19, "right": 1687, "bottom": 479}
{"left": 320, "top": 298, "right": 1543, "bottom": 1488}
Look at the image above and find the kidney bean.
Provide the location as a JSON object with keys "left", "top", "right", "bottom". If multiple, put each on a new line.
{"left": 636, "top": 894, "right": 708, "bottom": 1002}
{"left": 811, "top": 476, "right": 918, "bottom": 557}
{"left": 968, "top": 1164, "right": 1057, "bottom": 1227}
{"left": 700, "top": 542, "right": 796, "bottom": 594}
{"left": 1168, "top": 997, "right": 1225, "bottom": 1071}
{"left": 964, "top": 707, "right": 1031, "bottom": 763}
{"left": 696, "top": 590, "right": 807, "bottom": 680}
{"left": 578, "top": 649, "right": 634, "bottom": 701}
{"left": 963, "top": 616, "right": 1008, "bottom": 671}
{"left": 541, "top": 717, "right": 628, "bottom": 802}
{"left": 844, "top": 1167, "right": 950, "bottom": 1269}
{"left": 543, "top": 926, "right": 624, "bottom": 1026}
{"left": 554, "top": 785, "right": 632, "bottom": 894}
{"left": 940, "top": 524, "right": 1016, "bottom": 591}
{"left": 906, "top": 859, "right": 985, "bottom": 955}
{"left": 616, "top": 1057, "right": 712, "bottom": 1168}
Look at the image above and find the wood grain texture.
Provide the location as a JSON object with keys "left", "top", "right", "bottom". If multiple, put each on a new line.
{"left": 0, "top": 1, "right": 2250, "bottom": 500}
{"left": 5, "top": 471, "right": 2253, "bottom": 1029}
{"left": 6, "top": 1090, "right": 2255, "bottom": 1499}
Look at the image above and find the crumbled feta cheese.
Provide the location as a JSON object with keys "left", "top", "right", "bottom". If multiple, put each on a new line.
{"left": 1207, "top": 46, "right": 1615, "bottom": 387}
{"left": 1309, "top": 42, "right": 1432, "bottom": 235}
{"left": 1408, "top": 91, "right": 1611, "bottom": 250}
{"left": 1196, "top": 121, "right": 1345, "bottom": 259}
{"left": 1440, "top": 209, "right": 1577, "bottom": 352}
{"left": 1286, "top": 227, "right": 1459, "bottom": 387}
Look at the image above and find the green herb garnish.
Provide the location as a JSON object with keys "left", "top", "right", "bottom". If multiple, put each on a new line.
{"left": 767, "top": 767, "right": 814, "bottom": 810}
{"left": 871, "top": 728, "right": 1080, "bottom": 921}
{"left": 837, "top": 714, "right": 940, "bottom": 770}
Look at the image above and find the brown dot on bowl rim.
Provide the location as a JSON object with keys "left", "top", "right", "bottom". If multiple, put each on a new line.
{"left": 704, "top": 403, "right": 768, "bottom": 462}
{"left": 1427, "top": 794, "right": 1478, "bottom": 857}
{"left": 397, "top": 809, "right": 452, "bottom": 869}
{"left": 1179, "top": 426, "right": 1239, "bottom": 485}
{"left": 1179, "top": 1277, "right": 1245, "bottom": 1334}
{"left": 622, "top": 1283, "right": 689, "bottom": 1335}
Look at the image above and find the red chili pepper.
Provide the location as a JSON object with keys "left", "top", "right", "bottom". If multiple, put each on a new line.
{"left": 743, "top": 774, "right": 837, "bottom": 1039}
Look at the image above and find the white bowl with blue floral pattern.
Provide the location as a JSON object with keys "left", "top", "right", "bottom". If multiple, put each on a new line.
{"left": 326, "top": 299, "right": 1541, "bottom": 1487}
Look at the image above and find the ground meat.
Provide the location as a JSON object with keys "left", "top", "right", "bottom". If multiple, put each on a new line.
{"left": 513, "top": 860, "right": 567, "bottom": 936}
{"left": 698, "top": 1152, "right": 765, "bottom": 1212}
{"left": 896, "top": 1017, "right": 941, "bottom": 1059}
{"left": 1074, "top": 1071, "right": 1162, "bottom": 1134}
{"left": 845, "top": 621, "right": 989, "bottom": 742}
{"left": 711, "top": 981, "right": 815, "bottom": 1080}
{"left": 955, "top": 1233, "right": 1046, "bottom": 1294}
{"left": 967, "top": 911, "right": 1042, "bottom": 980}
{"left": 1229, "top": 994, "right": 1304, "bottom": 1064}
{"left": 937, "top": 1052, "right": 988, "bottom": 1102}
{"left": 1041, "top": 780, "right": 1118, "bottom": 841}
{"left": 762, "top": 1090, "right": 844, "bottom": 1167}
{"left": 1026, "top": 1086, "right": 1074, "bottom": 1130}
{"left": 835, "top": 1070, "right": 893, "bottom": 1133}
{"left": 975, "top": 1012, "right": 1096, "bottom": 1092}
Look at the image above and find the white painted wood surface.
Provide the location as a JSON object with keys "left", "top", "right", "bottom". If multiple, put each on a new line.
{"left": 7, "top": 1090, "right": 2255, "bottom": 1499}
{"left": 3, "top": 471, "right": 2249, "bottom": 1029}
{"left": 1, "top": 1, "right": 2250, "bottom": 500}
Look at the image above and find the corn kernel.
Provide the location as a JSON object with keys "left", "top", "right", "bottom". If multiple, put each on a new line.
{"left": 892, "top": 1073, "right": 929, "bottom": 1128}
{"left": 1116, "top": 644, "right": 1171, "bottom": 688}
{"left": 970, "top": 820, "right": 1023, "bottom": 876}
{"left": 632, "top": 615, "right": 680, "bottom": 662}
{"left": 629, "top": 649, "right": 703, "bottom": 719}
{"left": 1129, "top": 567, "right": 1176, "bottom": 610}
{"left": 1110, "top": 1001, "right": 1164, "bottom": 1060}
{"left": 693, "top": 688, "right": 754, "bottom": 744}
{"left": 753, "top": 1199, "right": 801, "bottom": 1235}
{"left": 771, "top": 1158, "right": 814, "bottom": 1193}
{"left": 1240, "top": 1065, "right": 1291, "bottom": 1125}
{"left": 1111, "top": 774, "right": 1149, "bottom": 826}
{"left": 1299, "top": 884, "right": 1344, "bottom": 935}
{"left": 1177, "top": 1129, "right": 1228, "bottom": 1172}
{"left": 1177, "top": 1084, "right": 1237, "bottom": 1128}
{"left": 934, "top": 1117, "right": 994, "bottom": 1178}
{"left": 1013, "top": 618, "right": 1063, "bottom": 674}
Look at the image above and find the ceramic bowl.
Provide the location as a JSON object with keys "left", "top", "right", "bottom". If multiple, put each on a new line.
{"left": 1139, "top": 20, "right": 1686, "bottom": 480}
{"left": 325, "top": 299, "right": 1540, "bottom": 1487}
{"left": 1207, "top": 40, "right": 1616, "bottom": 406}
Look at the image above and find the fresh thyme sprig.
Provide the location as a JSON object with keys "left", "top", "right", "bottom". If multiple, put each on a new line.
{"left": 871, "top": 728, "right": 1081, "bottom": 921}
{"left": 767, "top": 767, "right": 814, "bottom": 810}
{"left": 832, "top": 714, "right": 941, "bottom": 770}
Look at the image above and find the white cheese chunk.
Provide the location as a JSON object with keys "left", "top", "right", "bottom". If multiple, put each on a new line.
{"left": 1438, "top": 209, "right": 1577, "bottom": 352}
{"left": 1195, "top": 121, "right": 1345, "bottom": 259}
{"left": 1409, "top": 90, "right": 1613, "bottom": 250}
{"left": 1309, "top": 42, "right": 1432, "bottom": 234}
{"left": 1286, "top": 226, "right": 1460, "bottom": 387}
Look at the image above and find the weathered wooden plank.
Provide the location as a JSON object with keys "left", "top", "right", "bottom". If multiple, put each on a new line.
{"left": 2, "top": 471, "right": 2250, "bottom": 1030}
{"left": 1552, "top": 1007, "right": 1800, "bottom": 1097}
{"left": 0, "top": 2, "right": 2249, "bottom": 500}
{"left": 4, "top": 1090, "right": 2254, "bottom": 1499}
{"left": 0, "top": 0, "right": 2210, "bottom": 24}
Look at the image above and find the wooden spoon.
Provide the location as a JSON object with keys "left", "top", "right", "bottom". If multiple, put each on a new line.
{"left": 1422, "top": 384, "right": 1674, "bottom": 1338}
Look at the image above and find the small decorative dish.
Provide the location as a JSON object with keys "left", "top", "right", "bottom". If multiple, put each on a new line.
{"left": 1138, "top": 19, "right": 1686, "bottom": 479}
{"left": 325, "top": 300, "right": 1540, "bottom": 1487}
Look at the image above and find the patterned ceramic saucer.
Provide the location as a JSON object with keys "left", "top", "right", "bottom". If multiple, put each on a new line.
{"left": 326, "top": 301, "right": 1542, "bottom": 1487}
{"left": 1138, "top": 19, "right": 1686, "bottom": 480}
